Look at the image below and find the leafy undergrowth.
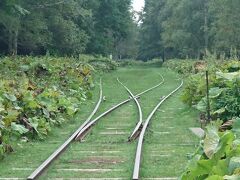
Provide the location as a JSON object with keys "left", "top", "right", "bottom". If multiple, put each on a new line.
{"left": 165, "top": 58, "right": 240, "bottom": 179}
{"left": 181, "top": 120, "right": 240, "bottom": 179}
{"left": 38, "top": 67, "right": 198, "bottom": 179}
{"left": 163, "top": 59, "right": 205, "bottom": 74}
{"left": 163, "top": 58, "right": 240, "bottom": 122}
{"left": 0, "top": 55, "right": 117, "bottom": 159}
{"left": 181, "top": 60, "right": 240, "bottom": 122}
{"left": 119, "top": 58, "right": 163, "bottom": 67}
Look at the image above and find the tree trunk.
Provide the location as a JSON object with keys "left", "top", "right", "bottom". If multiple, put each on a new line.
{"left": 13, "top": 29, "right": 18, "bottom": 55}
{"left": 204, "top": 0, "right": 209, "bottom": 55}
{"left": 162, "top": 48, "right": 165, "bottom": 62}
{"left": 8, "top": 28, "right": 18, "bottom": 56}
{"left": 8, "top": 30, "right": 13, "bottom": 55}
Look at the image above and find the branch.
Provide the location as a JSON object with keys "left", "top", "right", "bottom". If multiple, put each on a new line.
{"left": 33, "top": 0, "right": 69, "bottom": 9}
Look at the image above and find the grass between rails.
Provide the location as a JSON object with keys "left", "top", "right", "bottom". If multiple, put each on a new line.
{"left": 0, "top": 66, "right": 199, "bottom": 179}
{"left": 141, "top": 90, "right": 199, "bottom": 178}
{"left": 40, "top": 67, "right": 165, "bottom": 179}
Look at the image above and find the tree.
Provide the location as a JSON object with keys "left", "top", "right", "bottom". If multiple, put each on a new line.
{"left": 86, "top": 0, "right": 133, "bottom": 58}
{"left": 162, "top": 0, "right": 209, "bottom": 58}
{"left": 209, "top": 0, "right": 240, "bottom": 56}
{"left": 0, "top": 0, "right": 29, "bottom": 55}
{"left": 44, "top": 0, "right": 90, "bottom": 55}
{"left": 138, "top": 0, "right": 167, "bottom": 60}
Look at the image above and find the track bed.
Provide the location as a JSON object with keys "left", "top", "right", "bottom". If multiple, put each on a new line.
{"left": 0, "top": 67, "right": 199, "bottom": 179}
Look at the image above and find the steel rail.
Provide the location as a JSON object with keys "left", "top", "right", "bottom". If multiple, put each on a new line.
{"left": 132, "top": 80, "right": 183, "bottom": 180}
{"left": 135, "top": 74, "right": 164, "bottom": 97}
{"left": 75, "top": 75, "right": 164, "bottom": 141}
{"left": 117, "top": 78, "right": 143, "bottom": 141}
{"left": 128, "top": 74, "right": 164, "bottom": 141}
{"left": 27, "top": 79, "right": 103, "bottom": 180}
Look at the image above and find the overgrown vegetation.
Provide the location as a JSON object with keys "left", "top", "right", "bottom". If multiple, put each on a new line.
{"left": 181, "top": 120, "right": 240, "bottom": 179}
{"left": 0, "top": 55, "right": 117, "bottom": 159}
{"left": 164, "top": 58, "right": 240, "bottom": 178}
{"left": 119, "top": 58, "right": 163, "bottom": 67}
{"left": 179, "top": 59, "right": 240, "bottom": 122}
{"left": 0, "top": 0, "right": 137, "bottom": 59}
{"left": 163, "top": 59, "right": 204, "bottom": 75}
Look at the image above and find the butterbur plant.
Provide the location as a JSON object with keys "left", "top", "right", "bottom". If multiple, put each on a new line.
{"left": 0, "top": 56, "right": 95, "bottom": 158}
{"left": 195, "top": 71, "right": 240, "bottom": 122}
{"left": 181, "top": 121, "right": 240, "bottom": 179}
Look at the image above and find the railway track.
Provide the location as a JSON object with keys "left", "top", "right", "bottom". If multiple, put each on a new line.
{"left": 74, "top": 74, "right": 164, "bottom": 141}
{"left": 27, "top": 75, "right": 164, "bottom": 179}
{"left": 132, "top": 80, "right": 183, "bottom": 180}
{"left": 27, "top": 79, "right": 103, "bottom": 180}
{"left": 117, "top": 78, "right": 143, "bottom": 141}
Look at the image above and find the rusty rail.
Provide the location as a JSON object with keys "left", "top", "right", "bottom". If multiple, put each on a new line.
{"left": 132, "top": 80, "right": 183, "bottom": 180}
{"left": 27, "top": 79, "right": 103, "bottom": 180}
{"left": 117, "top": 78, "right": 143, "bottom": 141}
{"left": 27, "top": 74, "right": 165, "bottom": 179}
{"left": 75, "top": 75, "right": 164, "bottom": 141}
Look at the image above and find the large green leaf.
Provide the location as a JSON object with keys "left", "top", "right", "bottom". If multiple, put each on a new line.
{"left": 22, "top": 91, "right": 39, "bottom": 109}
{"left": 196, "top": 97, "right": 207, "bottom": 112}
{"left": 38, "top": 97, "right": 58, "bottom": 112}
{"left": 224, "top": 175, "right": 240, "bottom": 180}
{"left": 204, "top": 125, "right": 220, "bottom": 159}
{"left": 188, "top": 159, "right": 214, "bottom": 177}
{"left": 215, "top": 131, "right": 234, "bottom": 159}
{"left": 0, "top": 120, "right": 4, "bottom": 129}
{"left": 213, "top": 107, "right": 226, "bottom": 115}
{"left": 232, "top": 118, "right": 240, "bottom": 137}
{"left": 216, "top": 72, "right": 240, "bottom": 81}
{"left": 4, "top": 109, "right": 20, "bottom": 126}
{"left": 11, "top": 122, "right": 28, "bottom": 135}
{"left": 3, "top": 93, "right": 17, "bottom": 102}
{"left": 209, "top": 87, "right": 223, "bottom": 99}
{"left": 211, "top": 159, "right": 228, "bottom": 175}
{"left": 0, "top": 104, "right": 5, "bottom": 113}
{"left": 66, "top": 106, "right": 79, "bottom": 116}
{"left": 28, "top": 118, "right": 39, "bottom": 134}
{"left": 229, "top": 157, "right": 240, "bottom": 174}
{"left": 205, "top": 175, "right": 223, "bottom": 180}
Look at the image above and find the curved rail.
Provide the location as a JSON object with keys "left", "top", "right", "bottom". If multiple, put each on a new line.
{"left": 117, "top": 78, "right": 143, "bottom": 141}
{"left": 75, "top": 75, "right": 164, "bottom": 141}
{"left": 27, "top": 79, "right": 103, "bottom": 180}
{"left": 136, "top": 74, "right": 164, "bottom": 97}
{"left": 132, "top": 80, "right": 183, "bottom": 180}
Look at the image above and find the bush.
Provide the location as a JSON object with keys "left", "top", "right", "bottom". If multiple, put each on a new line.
{"left": 163, "top": 59, "right": 207, "bottom": 75}
{"left": 181, "top": 121, "right": 240, "bottom": 179}
{"left": 181, "top": 60, "right": 240, "bottom": 122}
{"left": 119, "top": 58, "right": 163, "bottom": 67}
{"left": 0, "top": 56, "right": 94, "bottom": 158}
{"left": 78, "top": 54, "right": 118, "bottom": 72}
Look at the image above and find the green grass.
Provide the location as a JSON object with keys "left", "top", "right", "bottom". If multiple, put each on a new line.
{"left": 0, "top": 87, "right": 99, "bottom": 178}
{"left": 141, "top": 90, "right": 199, "bottom": 178}
{"left": 0, "top": 67, "right": 199, "bottom": 179}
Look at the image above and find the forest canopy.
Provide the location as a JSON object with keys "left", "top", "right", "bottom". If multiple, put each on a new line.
{"left": 0, "top": 0, "right": 135, "bottom": 58}
{"left": 0, "top": 0, "right": 240, "bottom": 60}
{"left": 138, "top": 0, "right": 240, "bottom": 60}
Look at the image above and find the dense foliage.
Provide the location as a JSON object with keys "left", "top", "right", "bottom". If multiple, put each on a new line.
{"left": 0, "top": 55, "right": 117, "bottom": 159}
{"left": 164, "top": 58, "right": 239, "bottom": 122}
{"left": 0, "top": 0, "right": 136, "bottom": 59}
{"left": 181, "top": 121, "right": 240, "bottom": 179}
{"left": 164, "top": 59, "right": 240, "bottom": 178}
{"left": 1, "top": 0, "right": 240, "bottom": 61}
{"left": 119, "top": 58, "right": 163, "bottom": 67}
{"left": 139, "top": 0, "right": 240, "bottom": 60}
{"left": 163, "top": 59, "right": 201, "bottom": 75}
{"left": 180, "top": 60, "right": 240, "bottom": 122}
